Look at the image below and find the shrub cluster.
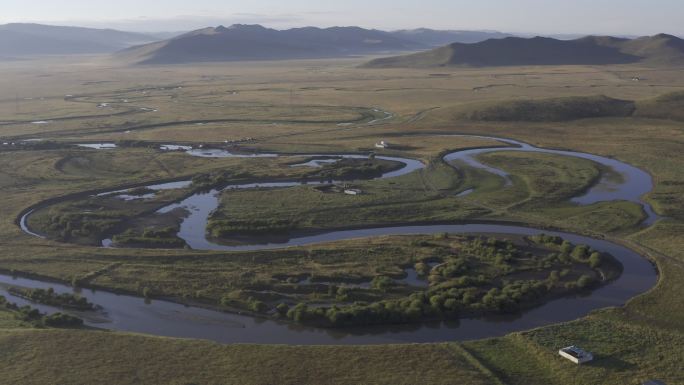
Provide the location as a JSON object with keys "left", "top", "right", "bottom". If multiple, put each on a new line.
{"left": 208, "top": 219, "right": 298, "bottom": 237}
{"left": 113, "top": 227, "right": 185, "bottom": 248}
{"left": 1, "top": 296, "right": 84, "bottom": 328}
{"left": 7, "top": 287, "right": 95, "bottom": 311}
{"left": 44, "top": 209, "right": 122, "bottom": 241}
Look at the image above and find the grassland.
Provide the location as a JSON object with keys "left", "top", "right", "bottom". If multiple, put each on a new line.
{"left": 26, "top": 153, "right": 405, "bottom": 246}
{"left": 0, "top": 330, "right": 497, "bottom": 385}
{"left": 453, "top": 95, "right": 636, "bottom": 122}
{"left": 0, "top": 56, "right": 683, "bottom": 384}
{"left": 442, "top": 92, "right": 684, "bottom": 123}
{"left": 211, "top": 161, "right": 485, "bottom": 237}
{"left": 207, "top": 150, "right": 606, "bottom": 240}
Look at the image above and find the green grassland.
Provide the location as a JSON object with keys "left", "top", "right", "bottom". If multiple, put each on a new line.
{"left": 0, "top": 329, "right": 497, "bottom": 385}
{"left": 471, "top": 151, "right": 647, "bottom": 234}
{"left": 210, "top": 161, "right": 487, "bottom": 237}
{"left": 453, "top": 95, "right": 636, "bottom": 122}
{"left": 207, "top": 150, "right": 607, "bottom": 239}
{"left": 464, "top": 314, "right": 684, "bottom": 385}
{"left": 444, "top": 92, "right": 684, "bottom": 123}
{"left": 27, "top": 155, "right": 405, "bottom": 246}
{"left": 0, "top": 56, "right": 683, "bottom": 384}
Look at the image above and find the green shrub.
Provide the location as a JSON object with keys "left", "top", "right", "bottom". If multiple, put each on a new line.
{"left": 276, "top": 303, "right": 289, "bottom": 316}
{"left": 589, "top": 252, "right": 603, "bottom": 268}
{"left": 43, "top": 312, "right": 84, "bottom": 328}
{"left": 577, "top": 274, "right": 597, "bottom": 289}
{"left": 371, "top": 276, "right": 394, "bottom": 291}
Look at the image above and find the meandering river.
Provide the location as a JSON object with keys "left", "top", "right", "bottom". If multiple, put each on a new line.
{"left": 11, "top": 135, "right": 660, "bottom": 344}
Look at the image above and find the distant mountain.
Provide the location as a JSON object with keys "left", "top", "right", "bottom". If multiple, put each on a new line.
{"left": 0, "top": 23, "right": 157, "bottom": 55}
{"left": 390, "top": 28, "right": 512, "bottom": 46}
{"left": 363, "top": 34, "right": 684, "bottom": 68}
{"left": 619, "top": 33, "right": 684, "bottom": 65}
{"left": 116, "top": 24, "right": 426, "bottom": 64}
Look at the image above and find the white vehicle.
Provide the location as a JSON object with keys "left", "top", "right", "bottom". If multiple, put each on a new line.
{"left": 558, "top": 346, "right": 594, "bottom": 364}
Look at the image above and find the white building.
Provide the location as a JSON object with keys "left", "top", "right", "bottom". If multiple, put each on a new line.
{"left": 344, "top": 189, "right": 362, "bottom": 195}
{"left": 375, "top": 140, "right": 390, "bottom": 149}
{"left": 559, "top": 346, "right": 593, "bottom": 364}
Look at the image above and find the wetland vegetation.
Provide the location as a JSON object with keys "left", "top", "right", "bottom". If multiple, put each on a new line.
{"left": 6, "top": 287, "right": 95, "bottom": 311}
{"left": 268, "top": 234, "right": 621, "bottom": 328}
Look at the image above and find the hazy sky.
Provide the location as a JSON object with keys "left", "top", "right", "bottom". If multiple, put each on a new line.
{"left": 2, "top": 0, "right": 682, "bottom": 35}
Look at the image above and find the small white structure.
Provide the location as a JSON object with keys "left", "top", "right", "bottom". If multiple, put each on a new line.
{"left": 559, "top": 346, "right": 593, "bottom": 364}
{"left": 375, "top": 140, "right": 390, "bottom": 149}
{"left": 160, "top": 144, "right": 192, "bottom": 151}
{"left": 344, "top": 189, "right": 362, "bottom": 196}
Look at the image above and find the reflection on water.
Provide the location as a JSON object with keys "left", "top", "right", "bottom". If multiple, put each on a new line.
{"left": 77, "top": 143, "right": 117, "bottom": 149}
{"left": 115, "top": 193, "right": 156, "bottom": 201}
{"left": 147, "top": 180, "right": 193, "bottom": 190}
{"left": 290, "top": 158, "right": 342, "bottom": 168}
{"left": 186, "top": 149, "right": 278, "bottom": 158}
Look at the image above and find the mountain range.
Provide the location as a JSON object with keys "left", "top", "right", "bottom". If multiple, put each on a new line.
{"left": 0, "top": 23, "right": 514, "bottom": 60}
{"left": 115, "top": 24, "right": 428, "bottom": 64}
{"left": 2, "top": 23, "right": 683, "bottom": 68}
{"left": 363, "top": 34, "right": 684, "bottom": 68}
{"left": 0, "top": 23, "right": 157, "bottom": 55}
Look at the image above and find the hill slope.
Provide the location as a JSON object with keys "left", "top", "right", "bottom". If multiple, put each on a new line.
{"left": 117, "top": 24, "right": 425, "bottom": 64}
{"left": 451, "top": 96, "right": 636, "bottom": 122}
{"left": 432, "top": 92, "right": 684, "bottom": 123}
{"left": 390, "top": 28, "right": 512, "bottom": 46}
{"left": 363, "top": 34, "right": 684, "bottom": 68}
{"left": 0, "top": 23, "right": 156, "bottom": 55}
{"left": 635, "top": 91, "right": 684, "bottom": 121}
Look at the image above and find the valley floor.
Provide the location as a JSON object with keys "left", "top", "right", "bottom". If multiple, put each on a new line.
{"left": 0, "top": 56, "right": 683, "bottom": 384}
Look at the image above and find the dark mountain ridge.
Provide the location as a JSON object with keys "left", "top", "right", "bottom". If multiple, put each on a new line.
{"left": 118, "top": 24, "right": 426, "bottom": 64}
{"left": 363, "top": 34, "right": 684, "bottom": 68}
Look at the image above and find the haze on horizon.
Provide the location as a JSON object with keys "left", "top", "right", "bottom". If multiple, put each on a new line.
{"left": 2, "top": 0, "right": 683, "bottom": 36}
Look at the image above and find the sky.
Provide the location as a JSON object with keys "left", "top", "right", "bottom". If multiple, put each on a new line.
{"left": 1, "top": 0, "right": 682, "bottom": 36}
